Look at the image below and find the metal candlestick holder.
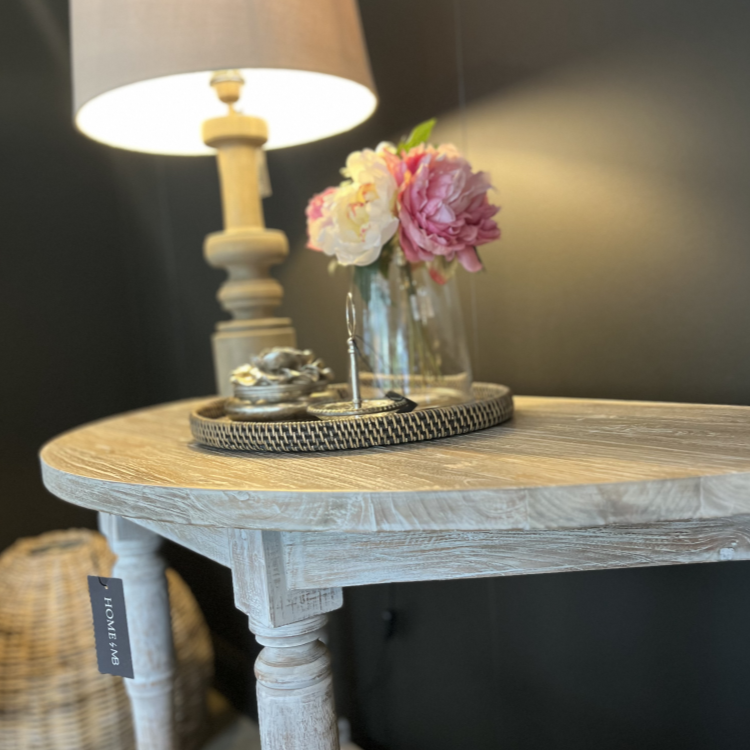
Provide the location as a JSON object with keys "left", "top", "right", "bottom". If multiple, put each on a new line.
{"left": 308, "top": 294, "right": 410, "bottom": 420}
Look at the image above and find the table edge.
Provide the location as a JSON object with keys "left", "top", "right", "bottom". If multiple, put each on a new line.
{"left": 40, "top": 457, "right": 750, "bottom": 533}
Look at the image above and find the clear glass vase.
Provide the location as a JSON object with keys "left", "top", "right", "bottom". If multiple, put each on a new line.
{"left": 350, "top": 245, "right": 473, "bottom": 407}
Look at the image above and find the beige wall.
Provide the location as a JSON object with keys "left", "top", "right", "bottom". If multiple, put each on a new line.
{"left": 277, "top": 0, "right": 750, "bottom": 407}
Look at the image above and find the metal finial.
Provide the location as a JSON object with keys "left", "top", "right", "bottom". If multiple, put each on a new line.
{"left": 346, "top": 292, "right": 357, "bottom": 339}
{"left": 306, "top": 292, "right": 405, "bottom": 420}
{"left": 346, "top": 293, "right": 362, "bottom": 408}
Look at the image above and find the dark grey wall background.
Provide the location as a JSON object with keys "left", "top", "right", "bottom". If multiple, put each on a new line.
{"left": 2, "top": 0, "right": 750, "bottom": 748}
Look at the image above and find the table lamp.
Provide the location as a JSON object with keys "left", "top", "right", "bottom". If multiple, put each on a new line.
{"left": 70, "top": 0, "right": 377, "bottom": 394}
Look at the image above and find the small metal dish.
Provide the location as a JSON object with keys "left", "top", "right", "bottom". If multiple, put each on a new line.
{"left": 224, "top": 398, "right": 312, "bottom": 422}
{"left": 232, "top": 381, "right": 316, "bottom": 404}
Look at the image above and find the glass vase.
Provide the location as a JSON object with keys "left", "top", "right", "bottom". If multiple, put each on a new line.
{"left": 350, "top": 245, "right": 473, "bottom": 407}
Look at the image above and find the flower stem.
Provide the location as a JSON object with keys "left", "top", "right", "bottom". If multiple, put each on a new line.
{"left": 402, "top": 261, "right": 441, "bottom": 382}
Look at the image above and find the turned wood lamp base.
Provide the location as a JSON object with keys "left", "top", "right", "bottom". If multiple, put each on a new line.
{"left": 203, "top": 71, "right": 297, "bottom": 395}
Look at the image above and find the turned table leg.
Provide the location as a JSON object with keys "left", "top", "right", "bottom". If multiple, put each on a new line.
{"left": 100, "top": 513, "right": 176, "bottom": 750}
{"left": 228, "top": 528, "right": 343, "bottom": 750}
{"left": 252, "top": 614, "right": 338, "bottom": 750}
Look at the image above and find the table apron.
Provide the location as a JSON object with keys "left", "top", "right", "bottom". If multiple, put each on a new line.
{"left": 281, "top": 515, "right": 750, "bottom": 589}
{"left": 133, "top": 517, "right": 232, "bottom": 566}
{"left": 126, "top": 515, "right": 750, "bottom": 592}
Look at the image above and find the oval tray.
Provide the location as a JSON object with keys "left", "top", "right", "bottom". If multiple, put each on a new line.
{"left": 190, "top": 382, "right": 513, "bottom": 453}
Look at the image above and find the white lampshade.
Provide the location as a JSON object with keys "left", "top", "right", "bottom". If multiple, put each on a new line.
{"left": 70, "top": 0, "right": 378, "bottom": 155}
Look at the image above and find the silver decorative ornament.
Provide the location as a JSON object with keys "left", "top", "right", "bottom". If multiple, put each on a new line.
{"left": 308, "top": 294, "right": 407, "bottom": 421}
{"left": 226, "top": 348, "right": 334, "bottom": 421}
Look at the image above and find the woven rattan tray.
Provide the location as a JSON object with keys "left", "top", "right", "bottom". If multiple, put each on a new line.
{"left": 190, "top": 382, "right": 513, "bottom": 452}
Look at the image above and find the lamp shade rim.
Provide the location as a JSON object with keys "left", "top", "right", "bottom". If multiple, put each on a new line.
{"left": 70, "top": 0, "right": 377, "bottom": 154}
{"left": 74, "top": 68, "right": 378, "bottom": 155}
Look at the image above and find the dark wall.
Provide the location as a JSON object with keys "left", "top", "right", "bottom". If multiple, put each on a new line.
{"left": 0, "top": 0, "right": 131, "bottom": 544}
{"left": 2, "top": 0, "right": 750, "bottom": 748}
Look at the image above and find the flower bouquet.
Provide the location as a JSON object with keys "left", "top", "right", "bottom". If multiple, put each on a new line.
{"left": 306, "top": 119, "right": 500, "bottom": 406}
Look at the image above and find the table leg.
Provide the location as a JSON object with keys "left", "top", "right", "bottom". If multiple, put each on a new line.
{"left": 100, "top": 513, "right": 176, "bottom": 750}
{"left": 227, "top": 529, "right": 343, "bottom": 750}
{"left": 252, "top": 614, "right": 338, "bottom": 750}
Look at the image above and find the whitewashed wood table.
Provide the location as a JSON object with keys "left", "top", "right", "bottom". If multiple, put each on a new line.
{"left": 39, "top": 396, "right": 750, "bottom": 750}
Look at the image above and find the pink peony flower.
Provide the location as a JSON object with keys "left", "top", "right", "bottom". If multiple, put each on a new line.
{"left": 305, "top": 187, "right": 338, "bottom": 251}
{"left": 396, "top": 144, "right": 500, "bottom": 272}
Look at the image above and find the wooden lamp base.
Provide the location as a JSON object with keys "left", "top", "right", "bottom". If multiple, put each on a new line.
{"left": 203, "top": 71, "right": 297, "bottom": 395}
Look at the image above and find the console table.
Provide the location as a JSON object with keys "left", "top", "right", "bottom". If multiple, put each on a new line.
{"left": 39, "top": 396, "right": 750, "bottom": 750}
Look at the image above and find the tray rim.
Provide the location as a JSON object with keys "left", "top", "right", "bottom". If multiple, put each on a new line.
{"left": 189, "top": 382, "right": 514, "bottom": 453}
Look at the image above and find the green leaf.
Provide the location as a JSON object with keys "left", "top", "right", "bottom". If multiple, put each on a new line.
{"left": 397, "top": 118, "right": 437, "bottom": 154}
{"left": 352, "top": 261, "right": 380, "bottom": 305}
{"left": 378, "top": 241, "right": 394, "bottom": 279}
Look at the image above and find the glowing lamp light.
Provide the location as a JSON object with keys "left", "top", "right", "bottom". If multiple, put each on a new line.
{"left": 76, "top": 69, "right": 377, "bottom": 156}
{"left": 70, "top": 0, "right": 378, "bottom": 156}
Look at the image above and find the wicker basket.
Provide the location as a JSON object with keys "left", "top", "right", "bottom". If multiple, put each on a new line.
{"left": 0, "top": 529, "right": 213, "bottom": 750}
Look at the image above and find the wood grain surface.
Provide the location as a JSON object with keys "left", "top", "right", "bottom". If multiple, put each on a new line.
{"left": 282, "top": 516, "right": 750, "bottom": 588}
{"left": 40, "top": 396, "right": 750, "bottom": 532}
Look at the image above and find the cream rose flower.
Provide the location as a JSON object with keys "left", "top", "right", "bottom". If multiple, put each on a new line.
{"left": 310, "top": 149, "right": 399, "bottom": 267}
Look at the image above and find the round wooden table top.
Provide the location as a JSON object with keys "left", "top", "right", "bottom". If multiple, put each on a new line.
{"left": 40, "top": 396, "right": 750, "bottom": 533}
